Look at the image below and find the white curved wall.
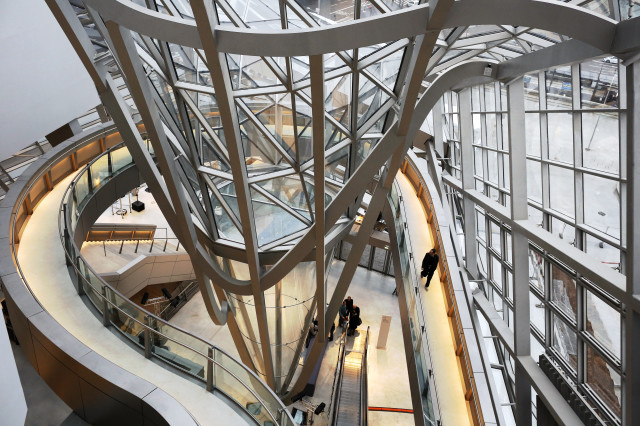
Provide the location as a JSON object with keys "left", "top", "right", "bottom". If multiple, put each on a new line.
{"left": 0, "top": 0, "right": 99, "bottom": 159}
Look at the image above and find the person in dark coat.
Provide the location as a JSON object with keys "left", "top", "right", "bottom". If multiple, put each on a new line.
{"left": 421, "top": 248, "right": 439, "bottom": 289}
{"left": 339, "top": 300, "right": 349, "bottom": 327}
{"left": 347, "top": 305, "right": 361, "bottom": 336}
{"left": 344, "top": 296, "right": 354, "bottom": 313}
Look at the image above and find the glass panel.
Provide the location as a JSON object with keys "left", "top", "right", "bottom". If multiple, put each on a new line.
{"left": 489, "top": 221, "right": 501, "bottom": 254}
{"left": 526, "top": 159, "right": 542, "bottom": 203}
{"left": 528, "top": 205, "right": 543, "bottom": 227}
{"left": 586, "top": 346, "right": 622, "bottom": 419}
{"left": 551, "top": 216, "right": 576, "bottom": 246}
{"left": 547, "top": 112, "right": 573, "bottom": 164}
{"left": 524, "top": 73, "right": 540, "bottom": 110}
{"left": 545, "top": 66, "right": 572, "bottom": 109}
{"left": 149, "top": 328, "right": 207, "bottom": 379}
{"left": 529, "top": 249, "right": 544, "bottom": 294}
{"left": 582, "top": 112, "right": 619, "bottom": 174}
{"left": 585, "top": 234, "right": 621, "bottom": 270}
{"left": 525, "top": 113, "right": 541, "bottom": 157}
{"left": 477, "top": 210, "right": 486, "bottom": 242}
{"left": 474, "top": 147, "right": 484, "bottom": 178}
{"left": 74, "top": 172, "right": 90, "bottom": 208}
{"left": 484, "top": 83, "right": 496, "bottom": 111}
{"left": 110, "top": 147, "right": 133, "bottom": 173}
{"left": 530, "top": 291, "right": 545, "bottom": 337}
{"left": 504, "top": 231, "right": 512, "bottom": 264}
{"left": 582, "top": 174, "right": 620, "bottom": 240}
{"left": 586, "top": 290, "right": 621, "bottom": 360}
{"left": 549, "top": 165, "right": 575, "bottom": 218}
{"left": 486, "top": 114, "right": 498, "bottom": 147}
{"left": 108, "top": 290, "right": 146, "bottom": 346}
{"left": 491, "top": 255, "right": 502, "bottom": 287}
{"left": 486, "top": 149, "right": 498, "bottom": 184}
{"left": 552, "top": 313, "right": 578, "bottom": 372}
{"left": 550, "top": 264, "right": 577, "bottom": 322}
{"left": 580, "top": 59, "right": 619, "bottom": 109}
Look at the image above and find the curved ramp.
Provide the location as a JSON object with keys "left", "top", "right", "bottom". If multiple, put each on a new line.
{"left": 16, "top": 172, "right": 249, "bottom": 424}
{"left": 395, "top": 171, "right": 473, "bottom": 425}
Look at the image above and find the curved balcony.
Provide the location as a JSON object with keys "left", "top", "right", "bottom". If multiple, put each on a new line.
{"left": 60, "top": 138, "right": 295, "bottom": 425}
{"left": 1, "top": 123, "right": 294, "bottom": 425}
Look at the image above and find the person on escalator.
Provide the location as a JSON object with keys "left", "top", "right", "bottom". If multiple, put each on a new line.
{"left": 421, "top": 248, "right": 439, "bottom": 289}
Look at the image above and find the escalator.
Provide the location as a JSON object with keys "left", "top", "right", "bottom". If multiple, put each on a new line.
{"left": 331, "top": 326, "right": 370, "bottom": 426}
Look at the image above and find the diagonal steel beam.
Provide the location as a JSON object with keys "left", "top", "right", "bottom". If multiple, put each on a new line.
{"left": 190, "top": 0, "right": 277, "bottom": 388}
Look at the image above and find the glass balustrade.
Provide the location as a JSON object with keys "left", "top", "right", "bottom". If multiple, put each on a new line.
{"left": 55, "top": 143, "right": 294, "bottom": 425}
{"left": 387, "top": 182, "right": 440, "bottom": 425}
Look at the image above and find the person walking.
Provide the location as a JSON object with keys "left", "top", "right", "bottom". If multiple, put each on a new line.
{"left": 421, "top": 248, "right": 439, "bottom": 289}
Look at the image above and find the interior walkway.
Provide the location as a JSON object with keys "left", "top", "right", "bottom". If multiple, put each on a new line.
{"left": 165, "top": 259, "right": 415, "bottom": 425}
{"left": 395, "top": 171, "right": 472, "bottom": 425}
{"left": 16, "top": 172, "right": 250, "bottom": 425}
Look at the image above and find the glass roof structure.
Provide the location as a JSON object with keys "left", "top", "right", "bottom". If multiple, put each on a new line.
{"left": 48, "top": 0, "right": 640, "bottom": 424}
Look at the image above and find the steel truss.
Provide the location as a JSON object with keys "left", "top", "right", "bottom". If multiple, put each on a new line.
{"left": 48, "top": 0, "right": 640, "bottom": 424}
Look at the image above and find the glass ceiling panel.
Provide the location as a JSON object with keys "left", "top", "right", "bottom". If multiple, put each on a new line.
{"left": 250, "top": 187, "right": 308, "bottom": 246}
{"left": 363, "top": 47, "right": 405, "bottom": 92}
{"left": 357, "top": 74, "right": 391, "bottom": 128}
{"left": 169, "top": 43, "right": 211, "bottom": 86}
{"left": 210, "top": 180, "right": 244, "bottom": 243}
{"left": 325, "top": 74, "right": 352, "bottom": 131}
{"left": 256, "top": 176, "right": 312, "bottom": 219}
{"left": 227, "top": 54, "right": 285, "bottom": 90}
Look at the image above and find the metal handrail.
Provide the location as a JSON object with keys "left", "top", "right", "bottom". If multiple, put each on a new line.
{"left": 95, "top": 236, "right": 184, "bottom": 256}
{"left": 401, "top": 154, "right": 486, "bottom": 425}
{"left": 54, "top": 142, "right": 293, "bottom": 425}
{"left": 360, "top": 326, "right": 370, "bottom": 426}
{"left": 10, "top": 124, "right": 120, "bottom": 306}
{"left": 330, "top": 336, "right": 348, "bottom": 426}
{"left": 388, "top": 180, "right": 442, "bottom": 423}
{"left": 105, "top": 299, "right": 280, "bottom": 425}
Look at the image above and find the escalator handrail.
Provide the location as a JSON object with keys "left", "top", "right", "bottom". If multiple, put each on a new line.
{"left": 360, "top": 326, "right": 370, "bottom": 426}
{"left": 330, "top": 332, "right": 348, "bottom": 426}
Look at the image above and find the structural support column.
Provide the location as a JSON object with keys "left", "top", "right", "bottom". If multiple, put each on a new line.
{"left": 190, "top": 0, "right": 275, "bottom": 386}
{"left": 458, "top": 87, "right": 478, "bottom": 276}
{"left": 310, "top": 54, "right": 326, "bottom": 339}
{"left": 507, "top": 76, "right": 532, "bottom": 425}
{"left": 624, "top": 58, "right": 640, "bottom": 426}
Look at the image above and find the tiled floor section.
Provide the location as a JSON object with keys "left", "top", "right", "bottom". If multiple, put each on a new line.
{"left": 396, "top": 171, "right": 472, "bottom": 425}
{"left": 17, "top": 172, "right": 250, "bottom": 425}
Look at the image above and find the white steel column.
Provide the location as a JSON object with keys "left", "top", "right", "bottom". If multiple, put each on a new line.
{"left": 310, "top": 54, "right": 326, "bottom": 339}
{"left": 507, "top": 76, "right": 532, "bottom": 425}
{"left": 459, "top": 87, "right": 479, "bottom": 276}
{"left": 190, "top": 0, "right": 276, "bottom": 387}
{"left": 623, "top": 59, "right": 640, "bottom": 426}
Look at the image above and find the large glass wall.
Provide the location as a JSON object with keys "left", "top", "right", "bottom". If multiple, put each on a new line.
{"left": 440, "top": 55, "right": 626, "bottom": 425}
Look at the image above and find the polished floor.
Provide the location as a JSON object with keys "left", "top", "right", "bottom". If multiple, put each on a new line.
{"left": 396, "top": 171, "right": 472, "bottom": 425}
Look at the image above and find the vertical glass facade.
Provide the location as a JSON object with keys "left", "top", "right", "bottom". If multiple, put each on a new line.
{"left": 440, "top": 55, "right": 627, "bottom": 424}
